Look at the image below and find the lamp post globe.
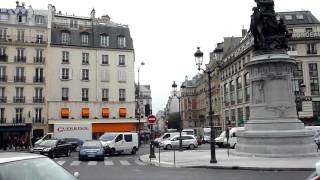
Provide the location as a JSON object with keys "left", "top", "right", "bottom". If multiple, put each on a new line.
{"left": 194, "top": 47, "right": 204, "bottom": 70}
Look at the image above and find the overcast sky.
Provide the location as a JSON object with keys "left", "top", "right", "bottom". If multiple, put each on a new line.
{"left": 2, "top": 0, "right": 320, "bottom": 113}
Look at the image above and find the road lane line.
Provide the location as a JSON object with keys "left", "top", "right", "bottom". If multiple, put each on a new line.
{"left": 70, "top": 161, "right": 81, "bottom": 166}
{"left": 104, "top": 161, "right": 114, "bottom": 166}
{"left": 88, "top": 161, "right": 97, "bottom": 166}
{"left": 119, "top": 160, "right": 131, "bottom": 166}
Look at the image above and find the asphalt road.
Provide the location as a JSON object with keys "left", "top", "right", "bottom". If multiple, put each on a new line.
{"left": 52, "top": 144, "right": 313, "bottom": 180}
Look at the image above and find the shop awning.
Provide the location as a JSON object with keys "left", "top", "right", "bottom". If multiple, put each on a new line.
{"left": 61, "top": 108, "right": 70, "bottom": 118}
{"left": 119, "top": 108, "right": 127, "bottom": 118}
{"left": 102, "top": 108, "right": 109, "bottom": 118}
{"left": 82, "top": 108, "right": 90, "bottom": 118}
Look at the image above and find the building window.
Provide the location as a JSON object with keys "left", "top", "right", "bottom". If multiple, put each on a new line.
{"left": 307, "top": 43, "right": 317, "bottom": 54}
{"left": 100, "top": 34, "right": 109, "bottom": 47}
{"left": 231, "top": 109, "right": 236, "bottom": 123}
{"left": 61, "top": 32, "right": 70, "bottom": 44}
{"left": 119, "top": 55, "right": 125, "bottom": 65}
{"left": 0, "top": 87, "right": 5, "bottom": 103}
{"left": 118, "top": 70, "right": 126, "bottom": 82}
{"left": 15, "top": 87, "right": 24, "bottom": 103}
{"left": 237, "top": 77, "right": 243, "bottom": 103}
{"left": 82, "top": 88, "right": 89, "bottom": 101}
{"left": 17, "top": 15, "right": 25, "bottom": 23}
{"left": 61, "top": 68, "right": 70, "bottom": 80}
{"left": 62, "top": 88, "right": 69, "bottom": 101}
{"left": 35, "top": 15, "right": 45, "bottom": 24}
{"left": 34, "top": 68, "right": 44, "bottom": 83}
{"left": 62, "top": 51, "right": 69, "bottom": 63}
{"left": 101, "top": 55, "right": 109, "bottom": 65}
{"left": 81, "top": 69, "right": 89, "bottom": 81}
{"left": 0, "top": 14, "right": 9, "bottom": 22}
{"left": 0, "top": 28, "right": 7, "bottom": 40}
{"left": 15, "top": 67, "right": 25, "bottom": 82}
{"left": 230, "top": 81, "right": 235, "bottom": 105}
{"left": 296, "top": 14, "right": 304, "bottom": 20}
{"left": 15, "top": 108, "right": 23, "bottom": 123}
{"left": 288, "top": 44, "right": 296, "bottom": 51}
{"left": 245, "top": 107, "right": 250, "bottom": 121}
{"left": 102, "top": 89, "right": 109, "bottom": 102}
{"left": 306, "top": 28, "right": 313, "bottom": 33}
{"left": 119, "top": 89, "right": 125, "bottom": 101}
{"left": 0, "top": 108, "right": 5, "bottom": 123}
{"left": 309, "top": 63, "right": 319, "bottom": 95}
{"left": 313, "top": 101, "right": 320, "bottom": 118}
{"left": 118, "top": 36, "right": 126, "bottom": 48}
{"left": 101, "top": 69, "right": 110, "bottom": 82}
{"left": 225, "top": 110, "right": 229, "bottom": 122}
{"left": 70, "top": 19, "right": 78, "bottom": 28}
{"left": 34, "top": 108, "right": 43, "bottom": 123}
{"left": 224, "top": 83, "right": 230, "bottom": 106}
{"left": 81, "top": 34, "right": 89, "bottom": 45}
{"left": 0, "top": 66, "right": 6, "bottom": 81}
{"left": 17, "top": 30, "right": 24, "bottom": 41}
{"left": 82, "top": 53, "right": 89, "bottom": 64}
{"left": 285, "top": 15, "right": 292, "bottom": 20}
{"left": 293, "top": 63, "right": 304, "bottom": 95}
{"left": 237, "top": 108, "right": 244, "bottom": 126}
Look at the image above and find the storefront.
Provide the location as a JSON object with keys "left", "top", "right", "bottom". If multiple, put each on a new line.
{"left": 0, "top": 123, "right": 32, "bottom": 149}
{"left": 92, "top": 123, "right": 137, "bottom": 139}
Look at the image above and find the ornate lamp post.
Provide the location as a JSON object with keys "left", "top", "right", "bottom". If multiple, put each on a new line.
{"left": 171, "top": 81, "right": 185, "bottom": 151}
{"left": 137, "top": 62, "right": 145, "bottom": 147}
{"left": 194, "top": 47, "right": 217, "bottom": 163}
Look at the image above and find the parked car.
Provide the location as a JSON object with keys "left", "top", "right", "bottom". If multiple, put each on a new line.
{"left": 0, "top": 152, "right": 79, "bottom": 180}
{"left": 100, "top": 132, "right": 138, "bottom": 155}
{"left": 160, "top": 135, "right": 198, "bottom": 150}
{"left": 79, "top": 141, "right": 104, "bottom": 161}
{"left": 62, "top": 138, "right": 84, "bottom": 151}
{"left": 31, "top": 139, "right": 72, "bottom": 158}
{"left": 154, "top": 132, "right": 186, "bottom": 147}
{"left": 307, "top": 160, "right": 320, "bottom": 180}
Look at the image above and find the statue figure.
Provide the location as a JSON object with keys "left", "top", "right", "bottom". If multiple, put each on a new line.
{"left": 250, "top": 0, "right": 290, "bottom": 52}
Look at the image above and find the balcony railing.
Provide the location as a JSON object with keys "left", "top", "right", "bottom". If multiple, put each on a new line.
{"left": 0, "top": 54, "right": 8, "bottom": 62}
{"left": 13, "top": 96, "right": 25, "bottom": 103}
{"left": 307, "top": 50, "right": 318, "bottom": 55}
{"left": 0, "top": 96, "right": 7, "bottom": 103}
{"left": 14, "top": 76, "right": 26, "bottom": 82}
{"left": 82, "top": 97, "right": 89, "bottom": 101}
{"left": 34, "top": 57, "right": 45, "bottom": 64}
{"left": 119, "top": 98, "right": 126, "bottom": 102}
{"left": 0, "top": 36, "right": 47, "bottom": 45}
{"left": 12, "top": 118, "right": 25, "bottom": 124}
{"left": 33, "top": 117, "right": 44, "bottom": 124}
{"left": 102, "top": 98, "right": 109, "bottom": 102}
{"left": 33, "top": 97, "right": 45, "bottom": 103}
{"left": 14, "top": 56, "right": 26, "bottom": 63}
{"left": 33, "top": 77, "right": 45, "bottom": 83}
{"left": 62, "top": 96, "right": 69, "bottom": 101}
{"left": 0, "top": 118, "right": 6, "bottom": 124}
{"left": 0, "top": 75, "right": 7, "bottom": 82}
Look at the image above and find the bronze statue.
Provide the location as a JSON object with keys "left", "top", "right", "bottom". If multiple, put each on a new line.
{"left": 250, "top": 0, "right": 291, "bottom": 52}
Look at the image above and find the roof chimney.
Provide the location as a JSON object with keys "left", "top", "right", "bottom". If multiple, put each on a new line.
{"left": 16, "top": 1, "right": 19, "bottom": 7}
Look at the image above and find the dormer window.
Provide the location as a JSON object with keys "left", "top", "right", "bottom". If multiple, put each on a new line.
{"left": 117, "top": 36, "right": 126, "bottom": 48}
{"left": 296, "top": 14, "right": 304, "bottom": 20}
{"left": 285, "top": 15, "right": 292, "bottom": 20}
{"left": 100, "top": 34, "right": 109, "bottom": 47}
{"left": 61, "top": 32, "right": 70, "bottom": 44}
{"left": 70, "top": 19, "right": 78, "bottom": 28}
{"left": 0, "top": 14, "right": 9, "bottom": 21}
{"left": 81, "top": 34, "right": 89, "bottom": 45}
{"left": 35, "top": 15, "right": 45, "bottom": 24}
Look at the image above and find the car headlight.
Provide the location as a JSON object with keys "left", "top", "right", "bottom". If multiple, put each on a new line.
{"left": 43, "top": 148, "right": 51, "bottom": 152}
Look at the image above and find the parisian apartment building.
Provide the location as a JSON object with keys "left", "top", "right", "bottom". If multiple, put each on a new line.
{"left": 0, "top": 2, "right": 136, "bottom": 144}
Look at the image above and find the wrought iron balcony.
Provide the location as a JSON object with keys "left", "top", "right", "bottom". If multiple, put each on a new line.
{"left": 0, "top": 96, "right": 7, "bottom": 103}
{"left": 0, "top": 75, "right": 7, "bottom": 82}
{"left": 14, "top": 76, "right": 26, "bottom": 82}
{"left": 33, "top": 77, "right": 45, "bottom": 83}
{"left": 33, "top": 117, "right": 44, "bottom": 124}
{"left": 62, "top": 96, "right": 69, "bottom": 101}
{"left": 33, "top": 97, "right": 45, "bottom": 103}
{"left": 82, "top": 97, "right": 89, "bottom": 102}
{"left": 0, "top": 118, "right": 6, "bottom": 124}
{"left": 12, "top": 117, "right": 25, "bottom": 124}
{"left": 13, "top": 96, "right": 25, "bottom": 103}
{"left": 102, "top": 98, "right": 109, "bottom": 102}
{"left": 0, "top": 54, "right": 8, "bottom": 62}
{"left": 119, "top": 98, "right": 126, "bottom": 102}
{"left": 34, "top": 57, "right": 45, "bottom": 64}
{"left": 14, "top": 56, "right": 26, "bottom": 63}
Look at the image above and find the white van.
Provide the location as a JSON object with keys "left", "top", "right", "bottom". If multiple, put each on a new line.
{"left": 215, "top": 127, "right": 244, "bottom": 148}
{"left": 182, "top": 129, "right": 196, "bottom": 136}
{"left": 99, "top": 132, "right": 138, "bottom": 155}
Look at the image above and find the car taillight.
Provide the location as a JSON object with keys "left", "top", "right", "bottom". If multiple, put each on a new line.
{"left": 312, "top": 176, "right": 320, "bottom": 180}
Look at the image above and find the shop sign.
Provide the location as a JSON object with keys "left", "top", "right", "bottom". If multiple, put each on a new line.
{"left": 292, "top": 32, "right": 320, "bottom": 39}
{"left": 0, "top": 123, "right": 26, "bottom": 127}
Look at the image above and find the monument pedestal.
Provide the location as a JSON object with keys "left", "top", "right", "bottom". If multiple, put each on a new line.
{"left": 234, "top": 53, "right": 317, "bottom": 157}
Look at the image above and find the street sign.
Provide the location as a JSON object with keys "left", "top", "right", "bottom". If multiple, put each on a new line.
{"left": 147, "top": 115, "right": 156, "bottom": 125}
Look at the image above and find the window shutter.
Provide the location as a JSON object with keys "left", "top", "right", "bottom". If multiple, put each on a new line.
{"left": 89, "top": 70, "right": 92, "bottom": 81}
{"left": 69, "top": 68, "right": 73, "bottom": 80}
{"left": 122, "top": 71, "right": 126, "bottom": 82}
{"left": 80, "top": 69, "right": 82, "bottom": 80}
{"left": 59, "top": 68, "right": 62, "bottom": 79}
{"left": 101, "top": 69, "right": 105, "bottom": 81}
{"left": 106, "top": 70, "right": 110, "bottom": 82}
{"left": 118, "top": 70, "right": 121, "bottom": 82}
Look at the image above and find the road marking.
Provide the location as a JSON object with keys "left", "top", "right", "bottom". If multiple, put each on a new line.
{"left": 134, "top": 160, "right": 146, "bottom": 166}
{"left": 70, "top": 161, "right": 81, "bottom": 166}
{"left": 119, "top": 160, "right": 130, "bottom": 166}
{"left": 104, "top": 161, "right": 114, "bottom": 166}
{"left": 88, "top": 161, "right": 97, "bottom": 166}
{"left": 56, "top": 161, "right": 66, "bottom": 166}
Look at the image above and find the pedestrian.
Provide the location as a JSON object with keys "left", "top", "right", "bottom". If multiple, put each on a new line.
{"left": 13, "top": 136, "right": 18, "bottom": 151}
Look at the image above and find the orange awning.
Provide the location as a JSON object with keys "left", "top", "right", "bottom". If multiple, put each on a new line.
{"left": 119, "top": 108, "right": 127, "bottom": 118}
{"left": 102, "top": 108, "right": 109, "bottom": 118}
{"left": 61, "top": 108, "right": 70, "bottom": 118}
{"left": 92, "top": 123, "right": 136, "bottom": 133}
{"left": 82, "top": 108, "right": 90, "bottom": 118}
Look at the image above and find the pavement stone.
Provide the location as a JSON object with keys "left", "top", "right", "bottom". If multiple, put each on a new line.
{"left": 139, "top": 149, "right": 320, "bottom": 171}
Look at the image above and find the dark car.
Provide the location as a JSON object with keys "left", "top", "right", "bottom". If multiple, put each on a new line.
{"left": 62, "top": 138, "right": 84, "bottom": 151}
{"left": 79, "top": 141, "right": 104, "bottom": 161}
{"left": 32, "top": 139, "right": 72, "bottom": 158}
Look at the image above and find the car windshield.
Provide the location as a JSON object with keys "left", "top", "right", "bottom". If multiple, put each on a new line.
{"left": 99, "top": 133, "right": 117, "bottom": 141}
{"left": 39, "top": 140, "right": 57, "bottom": 147}
{"left": 0, "top": 157, "right": 76, "bottom": 180}
{"left": 82, "top": 141, "right": 101, "bottom": 149}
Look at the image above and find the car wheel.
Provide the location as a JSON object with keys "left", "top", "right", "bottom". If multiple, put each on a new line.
{"left": 78, "top": 156, "right": 82, "bottom": 161}
{"left": 65, "top": 149, "right": 71, "bottom": 157}
{"left": 75, "top": 146, "right": 80, "bottom": 152}
{"left": 165, "top": 144, "right": 172, "bottom": 150}
{"left": 131, "top": 147, "right": 137, "bottom": 155}
{"left": 50, "top": 151, "right": 55, "bottom": 159}
{"left": 110, "top": 148, "right": 115, "bottom": 156}
{"left": 189, "top": 144, "right": 195, "bottom": 150}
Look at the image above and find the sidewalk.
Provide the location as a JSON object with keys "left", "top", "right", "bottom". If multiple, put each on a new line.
{"left": 139, "top": 149, "right": 320, "bottom": 171}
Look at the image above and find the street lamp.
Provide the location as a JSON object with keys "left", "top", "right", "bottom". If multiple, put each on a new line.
{"left": 171, "top": 81, "right": 185, "bottom": 151}
{"left": 194, "top": 47, "right": 217, "bottom": 164}
{"left": 137, "top": 62, "right": 145, "bottom": 147}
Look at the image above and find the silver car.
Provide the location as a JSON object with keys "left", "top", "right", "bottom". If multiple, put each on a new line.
{"left": 160, "top": 135, "right": 198, "bottom": 150}
{"left": 0, "top": 152, "right": 79, "bottom": 180}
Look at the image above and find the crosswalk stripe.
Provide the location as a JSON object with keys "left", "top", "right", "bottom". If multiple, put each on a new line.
{"left": 70, "top": 161, "right": 81, "bottom": 166}
{"left": 56, "top": 161, "right": 66, "bottom": 166}
{"left": 104, "top": 161, "right": 114, "bottom": 166}
{"left": 134, "top": 160, "right": 146, "bottom": 166}
{"left": 88, "top": 161, "right": 97, "bottom": 166}
{"left": 119, "top": 160, "right": 130, "bottom": 166}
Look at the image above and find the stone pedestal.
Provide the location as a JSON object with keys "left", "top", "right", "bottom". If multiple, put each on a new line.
{"left": 234, "top": 53, "right": 317, "bottom": 157}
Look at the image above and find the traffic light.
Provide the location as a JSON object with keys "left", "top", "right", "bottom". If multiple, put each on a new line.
{"left": 145, "top": 104, "right": 151, "bottom": 117}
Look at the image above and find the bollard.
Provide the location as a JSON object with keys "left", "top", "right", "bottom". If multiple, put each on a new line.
{"left": 173, "top": 147, "right": 176, "bottom": 167}
{"left": 158, "top": 146, "right": 161, "bottom": 167}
